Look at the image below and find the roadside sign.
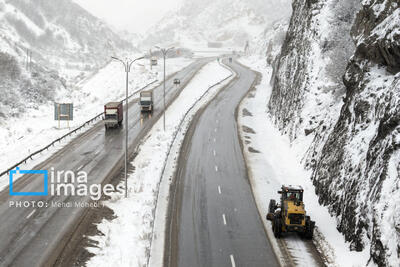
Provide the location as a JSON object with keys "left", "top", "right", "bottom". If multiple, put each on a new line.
{"left": 54, "top": 103, "right": 73, "bottom": 120}
{"left": 54, "top": 103, "right": 73, "bottom": 128}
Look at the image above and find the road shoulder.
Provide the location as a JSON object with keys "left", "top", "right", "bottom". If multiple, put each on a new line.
{"left": 236, "top": 59, "right": 327, "bottom": 267}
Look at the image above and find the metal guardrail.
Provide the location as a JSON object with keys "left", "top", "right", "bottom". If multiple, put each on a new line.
{"left": 0, "top": 80, "right": 158, "bottom": 178}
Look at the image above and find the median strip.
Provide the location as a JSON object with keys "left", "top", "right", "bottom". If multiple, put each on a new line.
{"left": 84, "top": 60, "right": 235, "bottom": 267}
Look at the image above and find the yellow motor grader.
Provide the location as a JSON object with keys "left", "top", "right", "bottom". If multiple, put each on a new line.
{"left": 266, "top": 185, "right": 315, "bottom": 239}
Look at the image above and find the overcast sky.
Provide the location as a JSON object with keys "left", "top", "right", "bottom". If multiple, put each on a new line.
{"left": 73, "top": 0, "right": 182, "bottom": 34}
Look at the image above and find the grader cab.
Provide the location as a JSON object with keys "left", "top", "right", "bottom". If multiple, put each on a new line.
{"left": 266, "top": 185, "right": 314, "bottom": 239}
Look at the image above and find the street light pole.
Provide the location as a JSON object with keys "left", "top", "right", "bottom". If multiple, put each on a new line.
{"left": 111, "top": 56, "right": 144, "bottom": 198}
{"left": 155, "top": 46, "right": 174, "bottom": 131}
{"left": 163, "top": 52, "right": 166, "bottom": 131}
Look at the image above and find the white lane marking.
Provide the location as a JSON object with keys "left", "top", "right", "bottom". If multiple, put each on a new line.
{"left": 26, "top": 209, "right": 36, "bottom": 219}
{"left": 215, "top": 165, "right": 218, "bottom": 172}
{"left": 77, "top": 165, "right": 84, "bottom": 171}
{"left": 222, "top": 214, "right": 227, "bottom": 225}
{"left": 213, "top": 138, "right": 216, "bottom": 143}
{"left": 218, "top": 186, "right": 221, "bottom": 194}
{"left": 213, "top": 150, "right": 216, "bottom": 156}
{"left": 95, "top": 150, "right": 100, "bottom": 156}
{"left": 214, "top": 128, "right": 217, "bottom": 132}
{"left": 216, "top": 119, "right": 219, "bottom": 123}
{"left": 230, "top": 255, "right": 236, "bottom": 267}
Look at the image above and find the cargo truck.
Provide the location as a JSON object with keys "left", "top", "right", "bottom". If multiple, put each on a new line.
{"left": 151, "top": 57, "right": 158, "bottom": 66}
{"left": 140, "top": 91, "right": 153, "bottom": 113}
{"left": 104, "top": 102, "right": 123, "bottom": 129}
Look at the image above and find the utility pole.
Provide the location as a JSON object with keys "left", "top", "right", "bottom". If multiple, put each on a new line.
{"left": 29, "top": 50, "right": 32, "bottom": 72}
{"left": 25, "top": 49, "right": 32, "bottom": 72}
{"left": 149, "top": 49, "right": 152, "bottom": 70}
{"left": 111, "top": 55, "right": 144, "bottom": 198}
{"left": 155, "top": 46, "right": 174, "bottom": 131}
{"left": 26, "top": 48, "right": 29, "bottom": 71}
{"left": 244, "top": 40, "right": 249, "bottom": 55}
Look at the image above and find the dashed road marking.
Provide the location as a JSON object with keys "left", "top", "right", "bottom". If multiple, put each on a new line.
{"left": 230, "top": 255, "right": 236, "bottom": 267}
{"left": 215, "top": 165, "right": 218, "bottom": 172}
{"left": 213, "top": 138, "right": 216, "bottom": 143}
{"left": 95, "top": 150, "right": 100, "bottom": 156}
{"left": 213, "top": 150, "right": 216, "bottom": 156}
{"left": 214, "top": 128, "right": 217, "bottom": 132}
{"left": 222, "top": 214, "right": 227, "bottom": 225}
{"left": 26, "top": 209, "right": 36, "bottom": 219}
{"left": 218, "top": 186, "right": 221, "bottom": 194}
{"left": 77, "top": 165, "right": 84, "bottom": 171}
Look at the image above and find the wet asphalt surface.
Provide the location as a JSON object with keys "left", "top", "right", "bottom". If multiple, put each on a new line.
{"left": 171, "top": 60, "right": 279, "bottom": 267}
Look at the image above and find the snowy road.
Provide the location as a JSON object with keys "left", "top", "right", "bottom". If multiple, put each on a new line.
{"left": 0, "top": 58, "right": 210, "bottom": 267}
{"left": 167, "top": 60, "right": 280, "bottom": 267}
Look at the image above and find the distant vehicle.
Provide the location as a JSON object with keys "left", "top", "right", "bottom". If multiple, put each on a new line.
{"left": 267, "top": 185, "right": 315, "bottom": 239}
{"left": 140, "top": 91, "right": 153, "bottom": 113}
{"left": 174, "top": 78, "right": 181, "bottom": 85}
{"left": 150, "top": 57, "right": 158, "bottom": 66}
{"left": 104, "top": 102, "right": 123, "bottom": 130}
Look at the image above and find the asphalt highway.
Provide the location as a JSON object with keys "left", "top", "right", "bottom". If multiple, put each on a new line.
{"left": 0, "top": 58, "right": 210, "bottom": 267}
{"left": 169, "top": 60, "right": 280, "bottom": 267}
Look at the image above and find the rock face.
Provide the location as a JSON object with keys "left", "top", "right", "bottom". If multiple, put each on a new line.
{"left": 313, "top": 1, "right": 400, "bottom": 265}
{"left": 269, "top": 0, "right": 359, "bottom": 167}
{"left": 268, "top": 0, "right": 400, "bottom": 265}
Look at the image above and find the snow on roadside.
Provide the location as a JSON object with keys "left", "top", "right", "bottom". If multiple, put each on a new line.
{"left": 85, "top": 60, "right": 233, "bottom": 267}
{"left": 237, "top": 55, "right": 371, "bottom": 267}
{"left": 0, "top": 57, "right": 193, "bottom": 182}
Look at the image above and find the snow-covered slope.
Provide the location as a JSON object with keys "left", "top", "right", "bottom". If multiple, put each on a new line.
{"left": 313, "top": 1, "right": 400, "bottom": 265}
{"left": 0, "top": 0, "right": 130, "bottom": 119}
{"left": 268, "top": 0, "right": 400, "bottom": 265}
{"left": 141, "top": 0, "right": 291, "bottom": 49}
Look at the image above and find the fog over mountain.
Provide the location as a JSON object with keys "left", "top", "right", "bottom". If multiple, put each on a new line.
{"left": 141, "top": 0, "right": 291, "bottom": 48}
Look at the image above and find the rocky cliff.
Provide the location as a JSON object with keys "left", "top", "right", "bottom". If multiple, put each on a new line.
{"left": 268, "top": 0, "right": 399, "bottom": 265}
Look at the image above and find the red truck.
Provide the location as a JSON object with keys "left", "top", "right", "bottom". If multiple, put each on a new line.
{"left": 104, "top": 102, "right": 123, "bottom": 129}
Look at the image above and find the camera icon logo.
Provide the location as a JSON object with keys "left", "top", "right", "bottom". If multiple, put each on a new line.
{"left": 9, "top": 167, "right": 48, "bottom": 196}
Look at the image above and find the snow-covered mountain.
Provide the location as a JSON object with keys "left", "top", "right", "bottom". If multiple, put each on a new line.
{"left": 141, "top": 0, "right": 291, "bottom": 48}
{"left": 0, "top": 0, "right": 130, "bottom": 119}
{"left": 268, "top": 0, "right": 400, "bottom": 265}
